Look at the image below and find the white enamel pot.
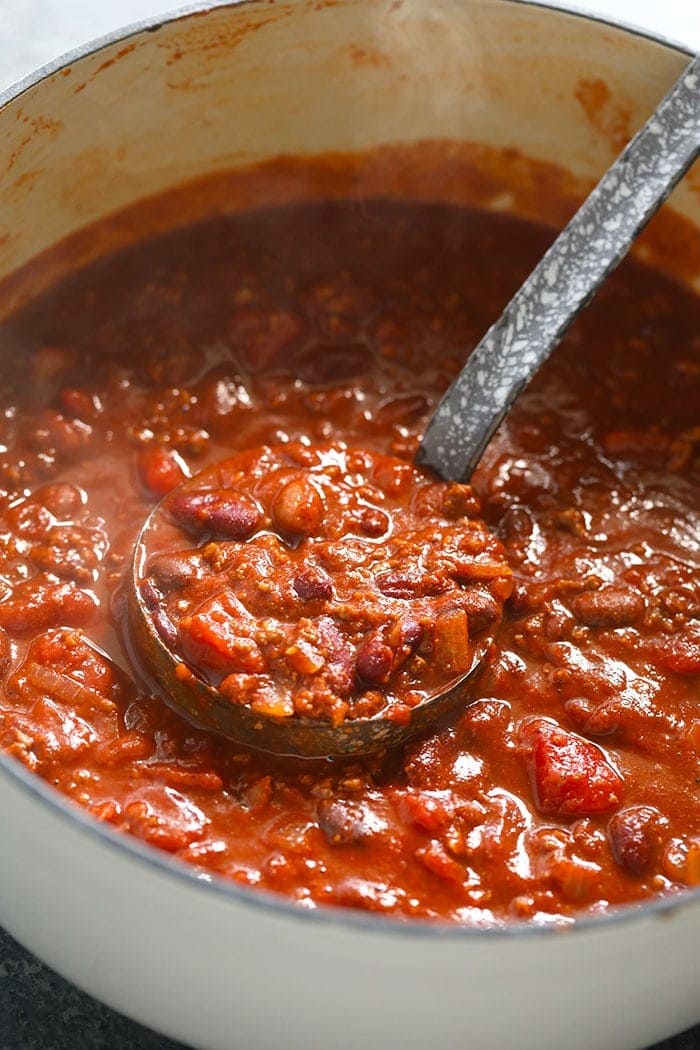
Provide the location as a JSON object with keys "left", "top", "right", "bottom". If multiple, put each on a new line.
{"left": 0, "top": 2, "right": 699, "bottom": 1048}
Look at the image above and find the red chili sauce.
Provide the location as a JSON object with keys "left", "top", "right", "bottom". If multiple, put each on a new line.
{"left": 0, "top": 200, "right": 698, "bottom": 925}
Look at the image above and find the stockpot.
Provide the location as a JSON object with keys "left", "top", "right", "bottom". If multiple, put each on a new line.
{"left": 0, "top": 2, "right": 698, "bottom": 1048}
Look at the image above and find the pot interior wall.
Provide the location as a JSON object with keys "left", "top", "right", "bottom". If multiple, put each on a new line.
{"left": 0, "top": 0, "right": 699, "bottom": 319}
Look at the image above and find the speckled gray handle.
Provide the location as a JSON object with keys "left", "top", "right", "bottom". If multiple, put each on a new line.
{"left": 417, "top": 55, "right": 700, "bottom": 482}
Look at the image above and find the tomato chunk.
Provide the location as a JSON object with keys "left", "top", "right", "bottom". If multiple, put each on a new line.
{"left": 658, "top": 628, "right": 700, "bottom": 675}
{"left": 178, "top": 593, "right": 264, "bottom": 675}
{"left": 137, "top": 446, "right": 188, "bottom": 497}
{"left": 522, "top": 719, "right": 624, "bottom": 816}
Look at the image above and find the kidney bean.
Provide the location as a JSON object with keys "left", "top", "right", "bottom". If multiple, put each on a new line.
{"left": 317, "top": 799, "right": 379, "bottom": 846}
{"left": 608, "top": 805, "right": 667, "bottom": 876}
{"left": 150, "top": 605, "right": 179, "bottom": 649}
{"left": 460, "top": 589, "right": 501, "bottom": 633}
{"left": 375, "top": 572, "right": 419, "bottom": 599}
{"left": 139, "top": 579, "right": 163, "bottom": 612}
{"left": 388, "top": 615, "right": 423, "bottom": 650}
{"left": 374, "top": 394, "right": 428, "bottom": 427}
{"left": 293, "top": 566, "right": 333, "bottom": 601}
{"left": 168, "top": 489, "right": 261, "bottom": 539}
{"left": 544, "top": 609, "right": 575, "bottom": 642}
{"left": 356, "top": 636, "right": 395, "bottom": 685}
{"left": 195, "top": 370, "right": 253, "bottom": 421}
{"left": 497, "top": 505, "right": 538, "bottom": 549}
{"left": 148, "top": 551, "right": 202, "bottom": 590}
{"left": 315, "top": 617, "right": 354, "bottom": 697}
{"left": 506, "top": 581, "right": 536, "bottom": 617}
{"left": 375, "top": 571, "right": 443, "bottom": 599}
{"left": 357, "top": 616, "right": 423, "bottom": 686}
{"left": 272, "top": 477, "right": 324, "bottom": 536}
{"left": 293, "top": 341, "right": 372, "bottom": 385}
{"left": 572, "top": 587, "right": 646, "bottom": 628}
{"left": 357, "top": 506, "right": 389, "bottom": 537}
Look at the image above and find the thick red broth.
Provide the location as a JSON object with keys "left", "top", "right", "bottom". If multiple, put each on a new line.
{"left": 0, "top": 199, "right": 697, "bottom": 925}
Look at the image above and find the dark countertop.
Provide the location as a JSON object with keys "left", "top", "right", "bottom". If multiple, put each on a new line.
{"left": 0, "top": 928, "right": 184, "bottom": 1050}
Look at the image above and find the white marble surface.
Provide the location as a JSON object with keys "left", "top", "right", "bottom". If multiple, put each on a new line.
{"left": 1, "top": 0, "right": 699, "bottom": 95}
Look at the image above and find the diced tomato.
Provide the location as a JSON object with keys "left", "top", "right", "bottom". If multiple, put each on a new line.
{"left": 521, "top": 718, "right": 624, "bottom": 816}
{"left": 399, "top": 792, "right": 451, "bottom": 834}
{"left": 658, "top": 629, "right": 700, "bottom": 675}
{"left": 415, "top": 840, "right": 465, "bottom": 884}
{"left": 123, "top": 788, "right": 207, "bottom": 852}
{"left": 178, "top": 593, "right": 264, "bottom": 674}
{"left": 137, "top": 446, "right": 188, "bottom": 498}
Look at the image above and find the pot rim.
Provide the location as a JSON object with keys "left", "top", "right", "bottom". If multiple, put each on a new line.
{"left": 0, "top": 0, "right": 698, "bottom": 942}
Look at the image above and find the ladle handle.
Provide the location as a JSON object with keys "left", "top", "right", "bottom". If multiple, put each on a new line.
{"left": 417, "top": 54, "right": 700, "bottom": 482}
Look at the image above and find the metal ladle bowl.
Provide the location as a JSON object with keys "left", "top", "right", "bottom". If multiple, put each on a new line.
{"left": 127, "top": 538, "right": 491, "bottom": 759}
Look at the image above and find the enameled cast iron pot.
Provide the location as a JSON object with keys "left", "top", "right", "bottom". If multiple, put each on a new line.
{"left": 0, "top": 2, "right": 698, "bottom": 1047}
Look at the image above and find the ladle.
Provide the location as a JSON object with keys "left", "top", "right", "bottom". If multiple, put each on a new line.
{"left": 128, "top": 55, "right": 700, "bottom": 758}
